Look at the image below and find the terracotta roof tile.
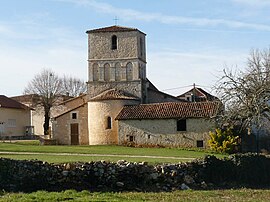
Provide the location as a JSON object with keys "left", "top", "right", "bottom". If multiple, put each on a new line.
{"left": 0, "top": 95, "right": 30, "bottom": 110}
{"left": 116, "top": 101, "right": 222, "bottom": 120}
{"left": 86, "top": 25, "right": 145, "bottom": 35}
{"left": 90, "top": 89, "right": 140, "bottom": 101}
{"left": 177, "top": 87, "right": 218, "bottom": 102}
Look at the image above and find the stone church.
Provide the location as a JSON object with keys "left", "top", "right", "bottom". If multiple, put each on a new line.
{"left": 53, "top": 25, "right": 221, "bottom": 148}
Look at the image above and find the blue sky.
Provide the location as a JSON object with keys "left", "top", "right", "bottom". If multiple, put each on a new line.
{"left": 0, "top": 0, "right": 270, "bottom": 97}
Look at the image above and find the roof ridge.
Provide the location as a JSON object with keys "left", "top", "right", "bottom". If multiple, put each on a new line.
{"left": 0, "top": 95, "right": 31, "bottom": 110}
{"left": 86, "top": 25, "right": 146, "bottom": 35}
{"left": 59, "top": 93, "right": 86, "bottom": 105}
{"left": 131, "top": 101, "right": 218, "bottom": 106}
{"left": 54, "top": 102, "right": 86, "bottom": 119}
{"left": 90, "top": 89, "right": 140, "bottom": 101}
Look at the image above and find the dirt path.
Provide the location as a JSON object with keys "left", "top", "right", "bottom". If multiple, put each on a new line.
{"left": 0, "top": 151, "right": 195, "bottom": 160}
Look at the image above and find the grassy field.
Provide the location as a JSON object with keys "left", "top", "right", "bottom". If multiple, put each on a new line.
{"left": 0, "top": 141, "right": 226, "bottom": 163}
{"left": 0, "top": 189, "right": 270, "bottom": 202}
{"left": 1, "top": 142, "right": 269, "bottom": 201}
{"left": 0, "top": 153, "right": 193, "bottom": 164}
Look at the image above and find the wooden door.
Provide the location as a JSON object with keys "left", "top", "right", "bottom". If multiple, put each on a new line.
{"left": 70, "top": 123, "right": 79, "bottom": 145}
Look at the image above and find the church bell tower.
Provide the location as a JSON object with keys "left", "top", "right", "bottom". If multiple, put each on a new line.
{"left": 86, "top": 25, "right": 147, "bottom": 102}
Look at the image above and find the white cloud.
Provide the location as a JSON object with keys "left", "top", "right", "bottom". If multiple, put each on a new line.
{"left": 57, "top": 0, "right": 270, "bottom": 31}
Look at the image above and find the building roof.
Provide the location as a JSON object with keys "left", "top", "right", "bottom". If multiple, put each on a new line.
{"left": 11, "top": 94, "right": 74, "bottom": 107}
{"left": 116, "top": 101, "right": 222, "bottom": 120}
{"left": 86, "top": 25, "right": 146, "bottom": 35}
{"left": 59, "top": 93, "right": 87, "bottom": 105}
{"left": 11, "top": 94, "right": 41, "bottom": 107}
{"left": 54, "top": 102, "right": 86, "bottom": 119}
{"left": 0, "top": 95, "right": 31, "bottom": 110}
{"left": 90, "top": 89, "right": 140, "bottom": 101}
{"left": 177, "top": 87, "right": 218, "bottom": 102}
{"left": 148, "top": 88, "right": 186, "bottom": 103}
{"left": 146, "top": 78, "right": 159, "bottom": 91}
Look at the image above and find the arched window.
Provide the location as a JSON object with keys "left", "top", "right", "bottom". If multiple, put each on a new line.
{"left": 93, "top": 63, "right": 98, "bottom": 81}
{"left": 115, "top": 63, "right": 121, "bottom": 81}
{"left": 104, "top": 63, "right": 110, "bottom": 81}
{"left": 126, "top": 62, "right": 133, "bottom": 81}
{"left": 121, "top": 66, "right": 126, "bottom": 80}
{"left": 106, "top": 116, "right": 112, "bottom": 129}
{"left": 111, "top": 35, "right": 117, "bottom": 50}
{"left": 110, "top": 66, "right": 115, "bottom": 81}
{"left": 99, "top": 66, "right": 104, "bottom": 81}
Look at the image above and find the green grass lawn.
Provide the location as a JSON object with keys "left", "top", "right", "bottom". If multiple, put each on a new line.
{"left": 0, "top": 141, "right": 226, "bottom": 163}
{"left": 0, "top": 153, "right": 196, "bottom": 164}
{"left": 0, "top": 189, "right": 269, "bottom": 202}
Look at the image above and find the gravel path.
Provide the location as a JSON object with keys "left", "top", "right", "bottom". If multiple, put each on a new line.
{"left": 0, "top": 151, "right": 195, "bottom": 160}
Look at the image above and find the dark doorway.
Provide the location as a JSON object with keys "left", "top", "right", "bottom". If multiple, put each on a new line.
{"left": 70, "top": 123, "right": 79, "bottom": 145}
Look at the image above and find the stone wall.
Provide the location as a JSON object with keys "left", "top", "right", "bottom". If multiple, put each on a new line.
{"left": 88, "top": 99, "right": 139, "bottom": 145}
{"left": 87, "top": 28, "right": 147, "bottom": 101}
{"left": 87, "top": 80, "right": 143, "bottom": 99}
{"left": 88, "top": 59, "right": 142, "bottom": 82}
{"left": 118, "top": 118, "right": 215, "bottom": 148}
{"left": 88, "top": 31, "right": 146, "bottom": 61}
{"left": 53, "top": 104, "right": 89, "bottom": 145}
{"left": 1, "top": 154, "right": 270, "bottom": 192}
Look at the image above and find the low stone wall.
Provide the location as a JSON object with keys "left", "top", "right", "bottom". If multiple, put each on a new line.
{"left": 1, "top": 154, "right": 270, "bottom": 192}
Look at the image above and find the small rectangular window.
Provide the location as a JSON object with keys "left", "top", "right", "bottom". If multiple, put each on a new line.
{"left": 197, "top": 140, "right": 204, "bottom": 148}
{"left": 72, "top": 113, "right": 77, "bottom": 119}
{"left": 106, "top": 116, "right": 112, "bottom": 129}
{"left": 129, "top": 136, "right": 134, "bottom": 142}
{"left": 177, "top": 119, "right": 186, "bottom": 131}
{"left": 140, "top": 38, "right": 143, "bottom": 57}
{"left": 7, "top": 119, "right": 16, "bottom": 128}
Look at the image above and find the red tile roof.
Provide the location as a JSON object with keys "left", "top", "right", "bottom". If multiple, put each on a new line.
{"left": 90, "top": 89, "right": 139, "bottom": 101}
{"left": 86, "top": 25, "right": 146, "bottom": 35}
{"left": 0, "top": 95, "right": 30, "bottom": 110}
{"left": 116, "top": 101, "right": 222, "bottom": 120}
{"left": 177, "top": 87, "right": 218, "bottom": 102}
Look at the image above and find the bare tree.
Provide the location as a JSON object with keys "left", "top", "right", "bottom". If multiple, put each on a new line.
{"left": 62, "top": 75, "right": 87, "bottom": 97}
{"left": 215, "top": 48, "right": 270, "bottom": 131}
{"left": 24, "top": 69, "right": 63, "bottom": 136}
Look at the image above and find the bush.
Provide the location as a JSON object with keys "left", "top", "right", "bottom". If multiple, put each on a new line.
{"left": 229, "top": 153, "right": 270, "bottom": 185}
{"left": 208, "top": 127, "right": 239, "bottom": 154}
